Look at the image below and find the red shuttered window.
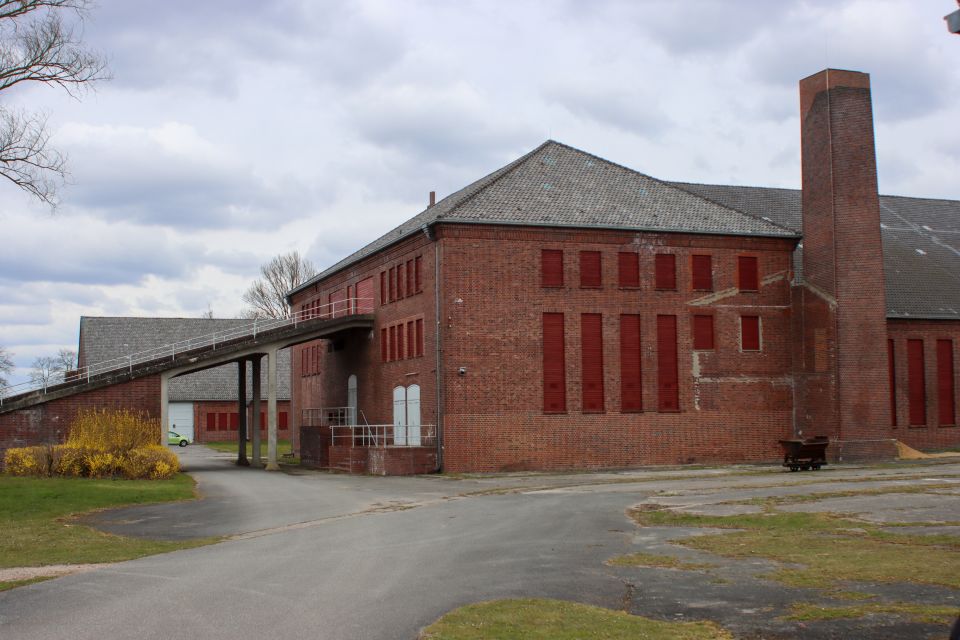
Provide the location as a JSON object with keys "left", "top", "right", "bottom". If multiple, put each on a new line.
{"left": 580, "top": 251, "right": 602, "bottom": 288}
{"left": 618, "top": 252, "right": 639, "bottom": 289}
{"left": 692, "top": 314, "right": 714, "bottom": 350}
{"left": 218, "top": 412, "right": 228, "bottom": 431}
{"left": 620, "top": 314, "right": 642, "bottom": 412}
{"left": 397, "top": 264, "right": 405, "bottom": 300}
{"left": 543, "top": 313, "right": 566, "bottom": 413}
{"left": 380, "top": 272, "right": 386, "bottom": 305}
{"left": 738, "top": 256, "right": 759, "bottom": 291}
{"left": 206, "top": 413, "right": 216, "bottom": 432}
{"left": 381, "top": 328, "right": 387, "bottom": 362}
{"left": 657, "top": 315, "right": 679, "bottom": 412}
{"left": 406, "top": 260, "right": 414, "bottom": 297}
{"left": 741, "top": 316, "right": 761, "bottom": 351}
{"left": 416, "top": 318, "right": 424, "bottom": 357}
{"left": 938, "top": 339, "right": 955, "bottom": 426}
{"left": 541, "top": 249, "right": 563, "bottom": 287}
{"left": 388, "top": 267, "right": 396, "bottom": 302}
{"left": 654, "top": 254, "right": 676, "bottom": 290}
{"left": 407, "top": 322, "right": 415, "bottom": 359}
{"left": 396, "top": 323, "right": 404, "bottom": 360}
{"left": 888, "top": 339, "right": 897, "bottom": 427}
{"left": 279, "top": 411, "right": 289, "bottom": 429}
{"left": 581, "top": 314, "right": 604, "bottom": 413}
{"left": 415, "top": 256, "right": 423, "bottom": 292}
{"left": 356, "top": 277, "right": 374, "bottom": 313}
{"left": 691, "top": 255, "right": 712, "bottom": 291}
{"left": 908, "top": 339, "right": 926, "bottom": 426}
{"left": 390, "top": 325, "right": 397, "bottom": 361}
{"left": 230, "top": 413, "right": 239, "bottom": 431}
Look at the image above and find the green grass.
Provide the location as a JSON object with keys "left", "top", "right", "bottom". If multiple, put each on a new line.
{"left": 203, "top": 438, "right": 296, "bottom": 462}
{"left": 606, "top": 552, "right": 716, "bottom": 571}
{"left": 419, "top": 599, "right": 733, "bottom": 639}
{"left": 784, "top": 602, "right": 959, "bottom": 624}
{"left": 630, "top": 507, "right": 960, "bottom": 590}
{"left": 0, "top": 474, "right": 216, "bottom": 568}
{"left": 0, "top": 576, "right": 55, "bottom": 592}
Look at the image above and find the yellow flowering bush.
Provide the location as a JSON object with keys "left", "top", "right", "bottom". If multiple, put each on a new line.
{"left": 4, "top": 446, "right": 51, "bottom": 476}
{"left": 4, "top": 409, "right": 177, "bottom": 480}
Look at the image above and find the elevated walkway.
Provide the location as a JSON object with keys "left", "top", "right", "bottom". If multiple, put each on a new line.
{"left": 0, "top": 301, "right": 374, "bottom": 471}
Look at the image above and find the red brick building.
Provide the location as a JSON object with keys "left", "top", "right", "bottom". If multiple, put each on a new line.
{"left": 289, "top": 69, "right": 960, "bottom": 473}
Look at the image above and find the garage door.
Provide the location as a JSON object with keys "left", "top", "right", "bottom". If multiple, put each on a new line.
{"left": 168, "top": 403, "right": 194, "bottom": 441}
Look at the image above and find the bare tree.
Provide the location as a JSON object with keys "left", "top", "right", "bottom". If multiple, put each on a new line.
{"left": 54, "top": 347, "right": 75, "bottom": 371}
{"left": 241, "top": 251, "right": 317, "bottom": 319}
{"left": 199, "top": 306, "right": 214, "bottom": 319}
{"left": 0, "top": 345, "right": 14, "bottom": 390}
{"left": 0, "top": 0, "right": 108, "bottom": 206}
{"left": 29, "top": 354, "right": 60, "bottom": 386}
{"left": 29, "top": 347, "right": 76, "bottom": 387}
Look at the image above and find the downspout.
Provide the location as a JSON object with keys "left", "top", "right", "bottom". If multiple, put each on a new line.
{"left": 423, "top": 223, "right": 444, "bottom": 470}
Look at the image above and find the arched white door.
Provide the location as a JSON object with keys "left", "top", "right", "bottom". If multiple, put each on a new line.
{"left": 347, "top": 374, "right": 358, "bottom": 425}
{"left": 406, "top": 384, "right": 421, "bottom": 446}
{"left": 393, "top": 385, "right": 407, "bottom": 445}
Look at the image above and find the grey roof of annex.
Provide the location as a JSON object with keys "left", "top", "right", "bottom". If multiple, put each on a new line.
{"left": 78, "top": 317, "right": 291, "bottom": 402}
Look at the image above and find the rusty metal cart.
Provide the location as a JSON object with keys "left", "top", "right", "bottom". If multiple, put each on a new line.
{"left": 778, "top": 436, "right": 829, "bottom": 471}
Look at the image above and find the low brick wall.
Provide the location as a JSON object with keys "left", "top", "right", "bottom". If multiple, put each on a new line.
{"left": 367, "top": 447, "right": 438, "bottom": 476}
{"left": 329, "top": 445, "right": 368, "bottom": 473}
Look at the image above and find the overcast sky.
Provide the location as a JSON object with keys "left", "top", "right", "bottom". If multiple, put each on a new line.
{"left": 1, "top": 0, "right": 958, "bottom": 384}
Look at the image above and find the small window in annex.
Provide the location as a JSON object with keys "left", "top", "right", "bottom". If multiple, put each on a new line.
{"left": 654, "top": 254, "right": 676, "bottom": 291}
{"left": 741, "top": 315, "right": 761, "bottom": 351}
{"left": 691, "top": 255, "right": 713, "bottom": 291}
{"left": 692, "top": 314, "right": 714, "bottom": 350}
{"left": 541, "top": 249, "right": 563, "bottom": 287}
{"left": 738, "top": 256, "right": 759, "bottom": 291}
{"left": 618, "top": 252, "right": 639, "bottom": 288}
{"left": 580, "top": 251, "right": 602, "bottom": 288}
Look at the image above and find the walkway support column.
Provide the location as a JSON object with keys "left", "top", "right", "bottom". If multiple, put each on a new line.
{"left": 265, "top": 346, "right": 279, "bottom": 471}
{"left": 159, "top": 372, "right": 171, "bottom": 446}
{"left": 237, "top": 360, "right": 249, "bottom": 466}
{"left": 251, "top": 356, "right": 262, "bottom": 468}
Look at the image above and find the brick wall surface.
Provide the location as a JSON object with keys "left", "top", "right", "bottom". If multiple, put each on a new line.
{"left": 0, "top": 376, "right": 161, "bottom": 464}
{"left": 887, "top": 319, "right": 960, "bottom": 451}
{"left": 437, "top": 223, "right": 798, "bottom": 472}
{"left": 290, "top": 232, "right": 437, "bottom": 454}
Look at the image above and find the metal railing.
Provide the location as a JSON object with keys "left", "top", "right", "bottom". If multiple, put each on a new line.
{"left": 330, "top": 424, "right": 437, "bottom": 448}
{"left": 0, "top": 297, "right": 374, "bottom": 405}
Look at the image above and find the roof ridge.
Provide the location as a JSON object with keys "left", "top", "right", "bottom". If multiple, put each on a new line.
{"left": 667, "top": 182, "right": 801, "bottom": 236}
{"left": 532, "top": 142, "right": 799, "bottom": 237}
{"left": 437, "top": 140, "right": 554, "bottom": 221}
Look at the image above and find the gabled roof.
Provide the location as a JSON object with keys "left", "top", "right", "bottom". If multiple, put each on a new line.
{"left": 673, "top": 183, "right": 960, "bottom": 320}
{"left": 289, "top": 140, "right": 798, "bottom": 298}
{"left": 78, "top": 317, "right": 291, "bottom": 402}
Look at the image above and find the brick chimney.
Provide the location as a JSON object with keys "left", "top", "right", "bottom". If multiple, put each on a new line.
{"left": 798, "top": 69, "right": 891, "bottom": 445}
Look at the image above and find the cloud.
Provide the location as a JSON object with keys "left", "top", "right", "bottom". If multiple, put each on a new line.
{"left": 55, "top": 122, "right": 313, "bottom": 230}
{"left": 742, "top": 1, "right": 955, "bottom": 121}
{"left": 543, "top": 83, "right": 672, "bottom": 138}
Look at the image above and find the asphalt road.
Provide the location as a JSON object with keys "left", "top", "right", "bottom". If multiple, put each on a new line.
{"left": 1, "top": 446, "right": 958, "bottom": 639}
